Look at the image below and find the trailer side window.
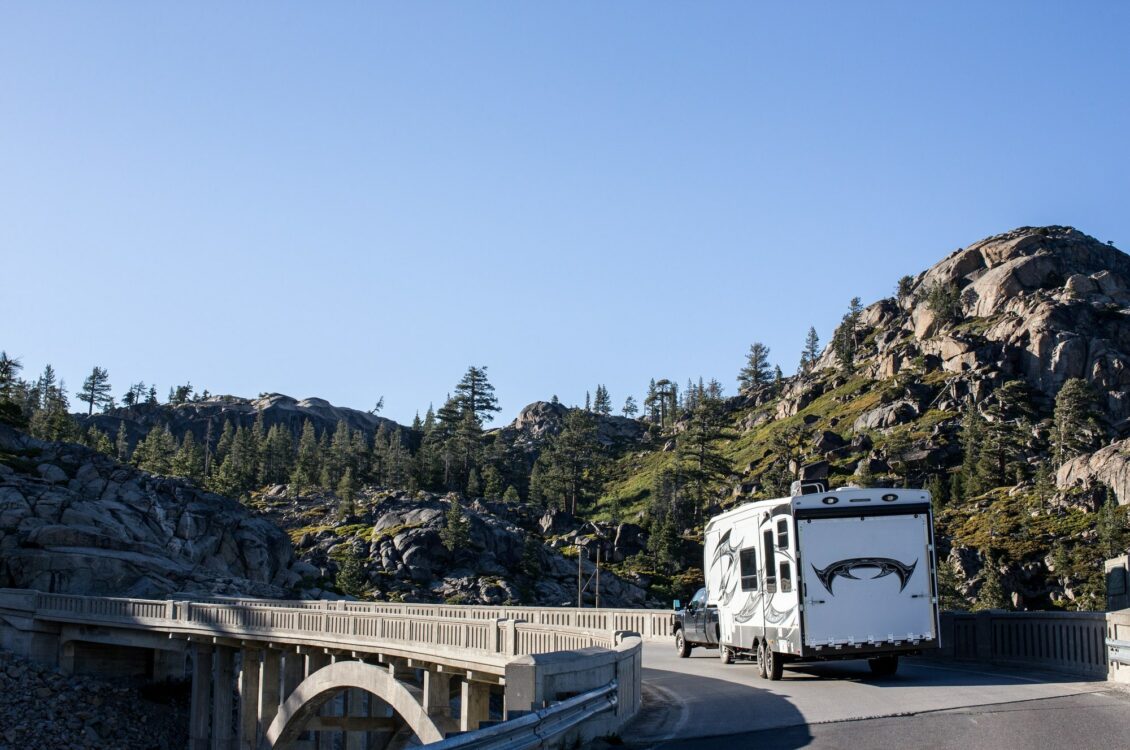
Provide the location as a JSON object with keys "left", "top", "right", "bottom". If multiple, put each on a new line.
{"left": 763, "top": 529, "right": 777, "bottom": 593}
{"left": 779, "top": 561, "right": 792, "bottom": 593}
{"left": 739, "top": 548, "right": 758, "bottom": 591}
{"left": 776, "top": 518, "right": 789, "bottom": 550}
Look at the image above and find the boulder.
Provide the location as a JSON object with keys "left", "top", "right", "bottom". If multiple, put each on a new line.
{"left": 853, "top": 400, "right": 920, "bottom": 432}
{"left": 1056, "top": 439, "right": 1130, "bottom": 506}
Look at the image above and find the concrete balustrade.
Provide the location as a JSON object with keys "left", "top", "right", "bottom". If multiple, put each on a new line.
{"left": 936, "top": 610, "right": 1111, "bottom": 678}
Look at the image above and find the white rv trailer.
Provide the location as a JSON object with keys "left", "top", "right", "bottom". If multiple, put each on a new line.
{"left": 704, "top": 484, "right": 939, "bottom": 679}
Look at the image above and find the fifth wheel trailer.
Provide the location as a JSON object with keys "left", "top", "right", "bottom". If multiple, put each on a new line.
{"left": 704, "top": 485, "right": 940, "bottom": 679}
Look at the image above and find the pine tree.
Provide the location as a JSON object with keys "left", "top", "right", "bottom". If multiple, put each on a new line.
{"left": 135, "top": 425, "right": 176, "bottom": 475}
{"left": 0, "top": 351, "right": 21, "bottom": 404}
{"left": 440, "top": 496, "right": 471, "bottom": 552}
{"left": 290, "top": 420, "right": 320, "bottom": 495}
{"left": 502, "top": 485, "right": 521, "bottom": 503}
{"left": 531, "top": 409, "right": 604, "bottom": 515}
{"left": 115, "top": 421, "right": 130, "bottom": 462}
{"left": 335, "top": 545, "right": 368, "bottom": 597}
{"left": 481, "top": 465, "right": 503, "bottom": 498}
{"left": 799, "top": 327, "right": 820, "bottom": 373}
{"left": 737, "top": 343, "right": 771, "bottom": 391}
{"left": 622, "top": 395, "right": 638, "bottom": 417}
{"left": 831, "top": 298, "right": 864, "bottom": 371}
{"left": 453, "top": 366, "right": 501, "bottom": 424}
{"left": 337, "top": 467, "right": 357, "bottom": 516}
{"left": 959, "top": 402, "right": 987, "bottom": 496}
{"left": 593, "top": 385, "right": 612, "bottom": 416}
{"left": 83, "top": 426, "right": 114, "bottom": 456}
{"left": 584, "top": 391, "right": 591, "bottom": 411}
{"left": 974, "top": 554, "right": 1010, "bottom": 611}
{"left": 675, "top": 394, "right": 733, "bottom": 521}
{"left": 896, "top": 275, "right": 915, "bottom": 305}
{"left": 171, "top": 431, "right": 204, "bottom": 483}
{"left": 1052, "top": 378, "right": 1103, "bottom": 466}
{"left": 466, "top": 468, "right": 482, "bottom": 498}
{"left": 925, "top": 281, "right": 963, "bottom": 326}
{"left": 28, "top": 369, "right": 76, "bottom": 442}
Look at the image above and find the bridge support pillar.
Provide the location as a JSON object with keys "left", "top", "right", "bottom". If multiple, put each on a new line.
{"left": 212, "top": 645, "right": 235, "bottom": 750}
{"left": 460, "top": 679, "right": 490, "bottom": 732}
{"left": 283, "top": 650, "right": 304, "bottom": 701}
{"left": 345, "top": 688, "right": 368, "bottom": 750}
{"left": 423, "top": 670, "right": 451, "bottom": 719}
{"left": 238, "top": 648, "right": 261, "bottom": 750}
{"left": 189, "top": 644, "right": 213, "bottom": 750}
{"left": 260, "top": 649, "right": 282, "bottom": 740}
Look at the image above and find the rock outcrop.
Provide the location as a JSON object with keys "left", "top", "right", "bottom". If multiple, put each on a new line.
{"left": 815, "top": 226, "right": 1130, "bottom": 426}
{"left": 266, "top": 488, "right": 655, "bottom": 608}
{"left": 1056, "top": 439, "right": 1130, "bottom": 506}
{"left": 0, "top": 426, "right": 297, "bottom": 598}
{"left": 497, "top": 401, "right": 647, "bottom": 452}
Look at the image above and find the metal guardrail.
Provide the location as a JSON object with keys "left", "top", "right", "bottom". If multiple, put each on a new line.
{"left": 424, "top": 681, "right": 619, "bottom": 750}
{"left": 1108, "top": 638, "right": 1130, "bottom": 666}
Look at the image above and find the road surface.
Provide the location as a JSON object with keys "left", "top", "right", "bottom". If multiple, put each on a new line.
{"left": 623, "top": 642, "right": 1130, "bottom": 749}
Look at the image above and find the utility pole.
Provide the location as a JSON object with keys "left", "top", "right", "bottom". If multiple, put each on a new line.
{"left": 595, "top": 547, "right": 600, "bottom": 610}
{"left": 576, "top": 546, "right": 583, "bottom": 608}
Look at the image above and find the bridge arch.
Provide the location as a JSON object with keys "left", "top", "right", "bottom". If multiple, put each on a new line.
{"left": 263, "top": 659, "right": 444, "bottom": 749}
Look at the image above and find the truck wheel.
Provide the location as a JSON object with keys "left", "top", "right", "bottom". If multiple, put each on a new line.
{"left": 675, "top": 629, "right": 691, "bottom": 658}
{"left": 756, "top": 642, "right": 768, "bottom": 678}
{"left": 766, "top": 647, "right": 783, "bottom": 681}
{"left": 719, "top": 644, "right": 734, "bottom": 664}
{"left": 868, "top": 655, "right": 899, "bottom": 677}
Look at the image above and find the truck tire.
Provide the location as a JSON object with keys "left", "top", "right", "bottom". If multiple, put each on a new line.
{"left": 719, "top": 644, "right": 734, "bottom": 664}
{"left": 756, "top": 642, "right": 768, "bottom": 678}
{"left": 868, "top": 655, "right": 899, "bottom": 677}
{"left": 766, "top": 647, "right": 783, "bottom": 681}
{"left": 675, "top": 629, "right": 691, "bottom": 658}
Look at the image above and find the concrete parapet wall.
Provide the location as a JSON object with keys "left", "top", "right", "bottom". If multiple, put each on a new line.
{"left": 504, "top": 633, "right": 642, "bottom": 746}
{"left": 937, "top": 610, "right": 1108, "bottom": 678}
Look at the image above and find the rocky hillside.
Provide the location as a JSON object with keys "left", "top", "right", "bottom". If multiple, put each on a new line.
{"left": 0, "top": 425, "right": 298, "bottom": 598}
{"left": 251, "top": 486, "right": 655, "bottom": 607}
{"left": 599, "top": 226, "right": 1130, "bottom": 611}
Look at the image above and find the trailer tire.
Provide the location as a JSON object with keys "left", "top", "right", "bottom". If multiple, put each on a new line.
{"left": 868, "top": 655, "right": 899, "bottom": 677}
{"left": 766, "top": 647, "right": 783, "bottom": 681}
{"left": 756, "top": 642, "right": 768, "bottom": 678}
{"left": 675, "top": 629, "right": 691, "bottom": 658}
{"left": 719, "top": 644, "right": 734, "bottom": 664}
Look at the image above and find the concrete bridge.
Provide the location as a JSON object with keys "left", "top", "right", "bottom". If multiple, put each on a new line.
{"left": 0, "top": 590, "right": 657, "bottom": 749}
{"left": 3, "top": 589, "right": 1129, "bottom": 749}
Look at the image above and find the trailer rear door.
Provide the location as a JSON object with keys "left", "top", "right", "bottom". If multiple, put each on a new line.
{"left": 798, "top": 509, "right": 935, "bottom": 647}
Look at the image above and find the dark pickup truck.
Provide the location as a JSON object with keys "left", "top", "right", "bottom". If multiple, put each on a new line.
{"left": 672, "top": 587, "right": 719, "bottom": 657}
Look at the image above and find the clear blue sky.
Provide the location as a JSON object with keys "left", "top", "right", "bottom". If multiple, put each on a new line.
{"left": 2, "top": 3, "right": 1127, "bottom": 425}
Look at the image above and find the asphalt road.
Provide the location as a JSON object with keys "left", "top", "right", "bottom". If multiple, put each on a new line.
{"left": 621, "top": 642, "right": 1130, "bottom": 749}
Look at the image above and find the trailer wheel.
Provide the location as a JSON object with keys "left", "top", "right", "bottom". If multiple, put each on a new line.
{"left": 868, "top": 655, "right": 899, "bottom": 677}
{"left": 766, "top": 647, "right": 783, "bottom": 681}
{"left": 756, "top": 642, "right": 768, "bottom": 678}
{"left": 719, "top": 644, "right": 734, "bottom": 664}
{"left": 675, "top": 629, "right": 691, "bottom": 658}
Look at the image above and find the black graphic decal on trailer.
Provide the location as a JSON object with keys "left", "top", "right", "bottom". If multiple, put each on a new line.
{"left": 812, "top": 557, "right": 917, "bottom": 595}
